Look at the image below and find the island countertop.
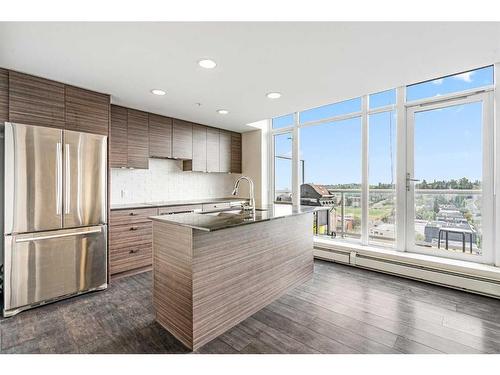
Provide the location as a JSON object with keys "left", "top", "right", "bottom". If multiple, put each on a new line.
{"left": 149, "top": 204, "right": 325, "bottom": 232}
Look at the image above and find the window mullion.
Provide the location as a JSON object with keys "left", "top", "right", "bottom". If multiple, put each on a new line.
{"left": 361, "top": 96, "right": 369, "bottom": 245}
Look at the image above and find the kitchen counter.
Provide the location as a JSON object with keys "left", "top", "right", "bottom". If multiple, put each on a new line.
{"left": 149, "top": 204, "right": 324, "bottom": 231}
{"left": 110, "top": 197, "right": 248, "bottom": 211}
{"left": 151, "top": 203, "right": 316, "bottom": 350}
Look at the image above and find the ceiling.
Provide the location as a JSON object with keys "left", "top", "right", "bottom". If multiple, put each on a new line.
{"left": 1, "top": 22, "right": 499, "bottom": 132}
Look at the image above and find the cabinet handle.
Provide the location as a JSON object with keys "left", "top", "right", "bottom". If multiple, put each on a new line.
{"left": 130, "top": 226, "right": 138, "bottom": 231}
{"left": 129, "top": 249, "right": 139, "bottom": 254}
{"left": 129, "top": 212, "right": 137, "bottom": 216}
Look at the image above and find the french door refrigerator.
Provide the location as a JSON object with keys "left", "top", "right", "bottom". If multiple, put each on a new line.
{"left": 1, "top": 122, "right": 108, "bottom": 317}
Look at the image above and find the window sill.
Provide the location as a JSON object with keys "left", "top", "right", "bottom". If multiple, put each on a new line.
{"left": 314, "top": 237, "right": 500, "bottom": 282}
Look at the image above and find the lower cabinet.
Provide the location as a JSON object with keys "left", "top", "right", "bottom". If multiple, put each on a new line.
{"left": 109, "top": 208, "right": 158, "bottom": 277}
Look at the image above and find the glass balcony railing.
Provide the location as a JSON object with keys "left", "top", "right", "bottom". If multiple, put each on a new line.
{"left": 308, "top": 188, "right": 482, "bottom": 254}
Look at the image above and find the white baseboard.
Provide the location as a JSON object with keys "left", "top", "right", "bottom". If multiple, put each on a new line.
{"left": 314, "top": 240, "right": 500, "bottom": 298}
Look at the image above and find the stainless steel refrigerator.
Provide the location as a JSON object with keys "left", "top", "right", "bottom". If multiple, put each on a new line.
{"left": 1, "top": 122, "right": 108, "bottom": 317}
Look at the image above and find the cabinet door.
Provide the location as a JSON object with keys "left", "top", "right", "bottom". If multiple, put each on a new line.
{"left": 0, "top": 68, "right": 8, "bottom": 123}
{"left": 219, "top": 130, "right": 231, "bottom": 173}
{"left": 231, "top": 132, "right": 242, "bottom": 173}
{"left": 110, "top": 105, "right": 128, "bottom": 168}
{"left": 127, "top": 109, "right": 149, "bottom": 169}
{"left": 172, "top": 119, "right": 192, "bottom": 159}
{"left": 149, "top": 113, "right": 172, "bottom": 158}
{"left": 206, "top": 127, "right": 220, "bottom": 172}
{"left": 9, "top": 71, "right": 65, "bottom": 129}
{"left": 191, "top": 124, "right": 207, "bottom": 172}
{"left": 65, "top": 85, "right": 110, "bottom": 135}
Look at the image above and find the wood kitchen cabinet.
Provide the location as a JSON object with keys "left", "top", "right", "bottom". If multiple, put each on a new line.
{"left": 109, "top": 207, "right": 158, "bottom": 277}
{"left": 65, "top": 85, "right": 110, "bottom": 136}
{"left": 183, "top": 124, "right": 207, "bottom": 172}
{"left": 8, "top": 71, "right": 65, "bottom": 129}
{"left": 0, "top": 68, "right": 8, "bottom": 124}
{"left": 110, "top": 105, "right": 149, "bottom": 169}
{"left": 219, "top": 130, "right": 232, "bottom": 173}
{"left": 206, "top": 127, "right": 220, "bottom": 172}
{"left": 149, "top": 113, "right": 172, "bottom": 158}
{"left": 127, "top": 109, "right": 149, "bottom": 169}
{"left": 231, "top": 132, "right": 242, "bottom": 173}
{"left": 172, "top": 119, "right": 192, "bottom": 159}
{"left": 110, "top": 105, "right": 128, "bottom": 168}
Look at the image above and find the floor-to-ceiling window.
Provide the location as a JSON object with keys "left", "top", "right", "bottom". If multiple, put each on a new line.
{"left": 270, "top": 65, "right": 496, "bottom": 265}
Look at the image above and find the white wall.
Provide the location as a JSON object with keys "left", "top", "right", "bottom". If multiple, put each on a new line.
{"left": 240, "top": 120, "right": 270, "bottom": 207}
{"left": 111, "top": 158, "right": 241, "bottom": 205}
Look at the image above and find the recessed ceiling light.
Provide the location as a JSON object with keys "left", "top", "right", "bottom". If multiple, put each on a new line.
{"left": 198, "top": 59, "right": 217, "bottom": 69}
{"left": 151, "top": 89, "right": 166, "bottom": 96}
{"left": 217, "top": 109, "right": 229, "bottom": 115}
{"left": 266, "top": 92, "right": 282, "bottom": 99}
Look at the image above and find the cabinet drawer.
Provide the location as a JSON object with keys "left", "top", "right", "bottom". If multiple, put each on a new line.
{"left": 158, "top": 205, "right": 202, "bottom": 215}
{"left": 110, "top": 208, "right": 158, "bottom": 226}
{"left": 109, "top": 222, "right": 152, "bottom": 250}
{"left": 202, "top": 202, "right": 231, "bottom": 211}
{"left": 109, "top": 243, "right": 152, "bottom": 275}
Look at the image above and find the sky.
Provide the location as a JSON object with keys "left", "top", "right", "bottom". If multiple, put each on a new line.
{"left": 274, "top": 65, "right": 493, "bottom": 191}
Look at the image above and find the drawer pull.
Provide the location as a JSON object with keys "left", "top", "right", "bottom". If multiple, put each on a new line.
{"left": 129, "top": 249, "right": 139, "bottom": 254}
{"left": 130, "top": 226, "right": 139, "bottom": 231}
{"left": 129, "top": 212, "right": 138, "bottom": 216}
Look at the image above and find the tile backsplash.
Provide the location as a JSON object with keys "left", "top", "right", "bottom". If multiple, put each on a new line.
{"left": 111, "top": 158, "right": 241, "bottom": 204}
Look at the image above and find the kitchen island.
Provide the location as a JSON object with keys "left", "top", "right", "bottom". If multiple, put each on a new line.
{"left": 149, "top": 204, "right": 319, "bottom": 350}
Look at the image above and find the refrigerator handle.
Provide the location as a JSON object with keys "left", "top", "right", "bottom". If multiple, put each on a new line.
{"left": 15, "top": 227, "right": 103, "bottom": 243}
{"left": 65, "top": 143, "right": 71, "bottom": 214}
{"left": 56, "top": 142, "right": 62, "bottom": 215}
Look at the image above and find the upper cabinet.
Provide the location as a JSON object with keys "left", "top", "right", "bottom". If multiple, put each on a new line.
{"left": 184, "top": 124, "right": 207, "bottom": 172}
{"left": 65, "top": 85, "right": 110, "bottom": 136}
{"left": 231, "top": 132, "right": 242, "bottom": 173}
{"left": 9, "top": 71, "right": 65, "bottom": 129}
{"left": 127, "top": 109, "right": 149, "bottom": 169}
{"left": 2, "top": 69, "right": 110, "bottom": 135}
{"left": 206, "top": 128, "right": 220, "bottom": 173}
{"left": 149, "top": 114, "right": 172, "bottom": 158}
{"left": 219, "top": 130, "right": 232, "bottom": 173}
{"left": 110, "top": 105, "right": 128, "bottom": 168}
{"left": 0, "top": 69, "right": 8, "bottom": 124}
{"left": 110, "top": 105, "right": 149, "bottom": 169}
{"left": 172, "top": 119, "right": 192, "bottom": 159}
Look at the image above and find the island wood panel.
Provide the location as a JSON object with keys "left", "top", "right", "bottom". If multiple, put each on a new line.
{"left": 219, "top": 130, "right": 231, "bottom": 173}
{"left": 230, "top": 132, "right": 242, "bottom": 173}
{"left": 149, "top": 113, "right": 172, "bottom": 158}
{"left": 127, "top": 109, "right": 149, "bottom": 169}
{"left": 206, "top": 127, "right": 220, "bottom": 172}
{"left": 183, "top": 124, "right": 207, "bottom": 172}
{"left": 110, "top": 105, "right": 128, "bottom": 168}
{"left": 0, "top": 68, "right": 8, "bottom": 123}
{"left": 152, "top": 213, "right": 313, "bottom": 350}
{"left": 191, "top": 214, "right": 313, "bottom": 349}
{"left": 8, "top": 71, "right": 65, "bottom": 129}
{"left": 65, "top": 85, "right": 110, "bottom": 135}
{"left": 153, "top": 222, "right": 194, "bottom": 348}
{"left": 172, "top": 119, "right": 193, "bottom": 159}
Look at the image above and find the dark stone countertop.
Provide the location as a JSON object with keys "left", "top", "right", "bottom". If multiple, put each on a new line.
{"left": 110, "top": 197, "right": 248, "bottom": 211}
{"left": 149, "top": 204, "right": 326, "bottom": 232}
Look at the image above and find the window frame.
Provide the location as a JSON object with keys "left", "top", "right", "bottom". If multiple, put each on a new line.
{"left": 269, "top": 65, "right": 498, "bottom": 266}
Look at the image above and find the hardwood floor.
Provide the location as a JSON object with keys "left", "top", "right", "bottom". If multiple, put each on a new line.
{"left": 1, "top": 259, "right": 500, "bottom": 354}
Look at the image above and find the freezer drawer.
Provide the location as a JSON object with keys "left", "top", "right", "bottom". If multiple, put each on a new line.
{"left": 3, "top": 225, "right": 107, "bottom": 316}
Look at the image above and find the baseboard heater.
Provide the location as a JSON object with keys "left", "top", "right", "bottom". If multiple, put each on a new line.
{"left": 314, "top": 246, "right": 500, "bottom": 298}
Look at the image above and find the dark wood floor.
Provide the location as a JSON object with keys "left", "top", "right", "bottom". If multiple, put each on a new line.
{"left": 2, "top": 259, "right": 500, "bottom": 354}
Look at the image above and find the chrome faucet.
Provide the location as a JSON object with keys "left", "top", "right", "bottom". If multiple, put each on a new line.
{"left": 231, "top": 176, "right": 256, "bottom": 215}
